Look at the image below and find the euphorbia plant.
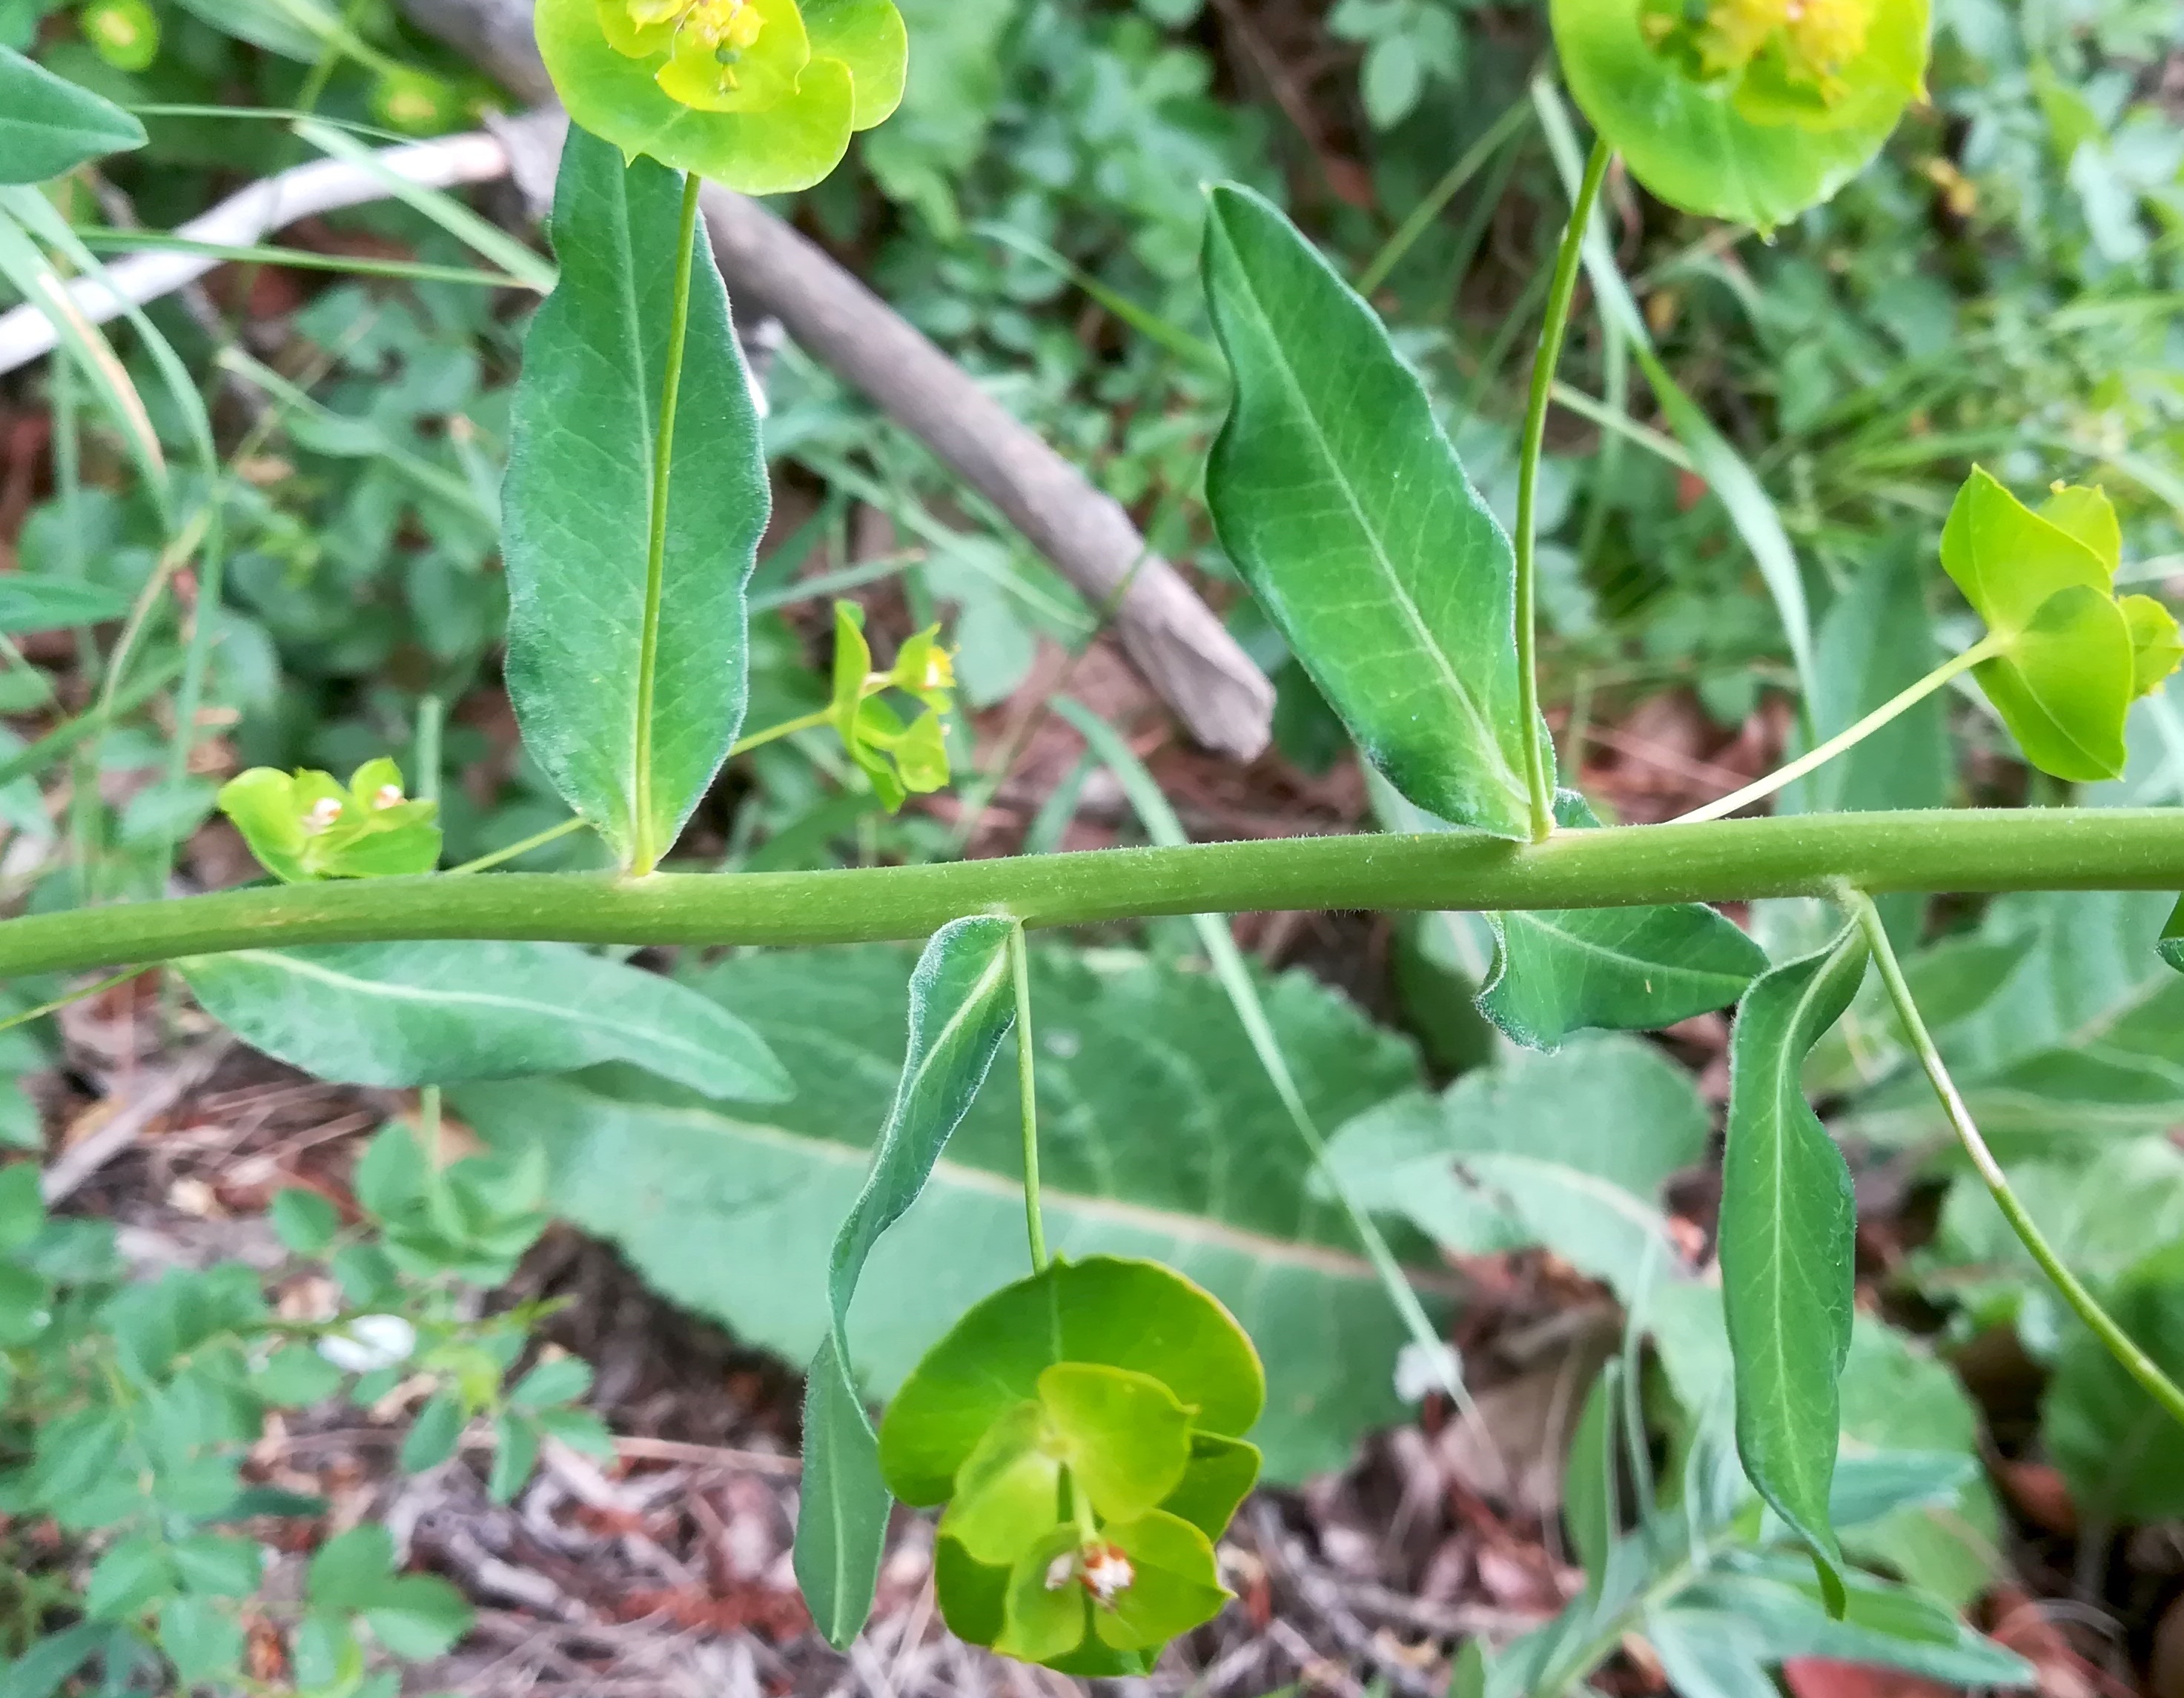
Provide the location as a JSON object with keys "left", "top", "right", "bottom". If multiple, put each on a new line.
{"left": 7, "top": 0, "right": 2184, "bottom": 1674}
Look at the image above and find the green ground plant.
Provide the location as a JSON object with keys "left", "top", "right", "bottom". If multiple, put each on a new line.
{"left": 1, "top": 0, "right": 2183, "bottom": 1688}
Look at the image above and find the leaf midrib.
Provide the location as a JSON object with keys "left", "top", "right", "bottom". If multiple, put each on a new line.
{"left": 201, "top": 949, "right": 726, "bottom": 1068}
{"left": 575, "top": 1086, "right": 1384, "bottom": 1279}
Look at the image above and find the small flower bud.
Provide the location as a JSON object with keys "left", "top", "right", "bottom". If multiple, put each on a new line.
{"left": 372, "top": 784, "right": 405, "bottom": 809}
{"left": 302, "top": 797, "right": 343, "bottom": 835}
{"left": 1079, "top": 1544, "right": 1134, "bottom": 1607}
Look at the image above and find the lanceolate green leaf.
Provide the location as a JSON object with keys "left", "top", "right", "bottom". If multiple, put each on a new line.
{"left": 1720, "top": 923, "right": 1870, "bottom": 1615}
{"left": 794, "top": 916, "right": 1020, "bottom": 1650}
{"left": 0, "top": 46, "right": 147, "bottom": 185}
{"left": 1202, "top": 182, "right": 1545, "bottom": 838}
{"left": 1478, "top": 793, "right": 1768, "bottom": 1048}
{"left": 178, "top": 941, "right": 790, "bottom": 1100}
{"left": 502, "top": 125, "right": 767, "bottom": 871}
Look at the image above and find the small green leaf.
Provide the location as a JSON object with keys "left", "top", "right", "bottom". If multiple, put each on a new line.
{"left": 793, "top": 914, "right": 1021, "bottom": 1648}
{"left": 992, "top": 1525, "right": 1088, "bottom": 1665}
{"left": 253, "top": 1342, "right": 344, "bottom": 1407}
{"left": 1939, "top": 468, "right": 2108, "bottom": 631}
{"left": 1551, "top": 0, "right": 1929, "bottom": 227}
{"left": 182, "top": 941, "right": 788, "bottom": 1098}
{"left": 1478, "top": 792, "right": 1768, "bottom": 1047}
{"left": 1039, "top": 1363, "right": 1194, "bottom": 1523}
{"left": 1202, "top": 182, "right": 1546, "bottom": 838}
{"left": 0, "top": 45, "right": 147, "bottom": 184}
{"left": 269, "top": 1188, "right": 340, "bottom": 1256}
{"left": 0, "top": 1161, "right": 44, "bottom": 1251}
{"left": 400, "top": 1392, "right": 466, "bottom": 1473}
{"left": 878, "top": 1256, "right": 1263, "bottom": 1508}
{"left": 157, "top": 1596, "right": 243, "bottom": 1687}
{"left": 1973, "top": 584, "right": 2135, "bottom": 782}
{"left": 361, "top": 1573, "right": 473, "bottom": 1659}
{"left": 171, "top": 1535, "right": 261, "bottom": 1598}
{"left": 511, "top": 1355, "right": 592, "bottom": 1408}
{"left": 488, "top": 1412, "right": 540, "bottom": 1503}
{"left": 937, "top": 1401, "right": 1059, "bottom": 1567}
{"left": 502, "top": 125, "right": 769, "bottom": 872}
{"left": 1156, "top": 1431, "right": 1261, "bottom": 1542}
{"left": 86, "top": 1536, "right": 176, "bottom": 1619}
{"left": 288, "top": 1611, "right": 360, "bottom": 1691}
{"left": 307, "top": 1525, "right": 395, "bottom": 1609}
{"left": 1090, "top": 1510, "right": 1230, "bottom": 1654}
{"left": 1719, "top": 923, "right": 1870, "bottom": 1616}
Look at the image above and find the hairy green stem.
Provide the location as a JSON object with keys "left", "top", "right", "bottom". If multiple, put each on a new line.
{"left": 629, "top": 173, "right": 704, "bottom": 878}
{"left": 1008, "top": 922, "right": 1047, "bottom": 1273}
{"left": 7, "top": 810, "right": 2184, "bottom": 978}
{"left": 1675, "top": 634, "right": 2005, "bottom": 825}
{"left": 1515, "top": 136, "right": 1613, "bottom": 842}
{"left": 1847, "top": 889, "right": 2184, "bottom": 1432}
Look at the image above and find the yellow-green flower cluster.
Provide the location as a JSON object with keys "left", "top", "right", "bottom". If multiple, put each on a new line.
{"left": 537, "top": 0, "right": 905, "bottom": 193}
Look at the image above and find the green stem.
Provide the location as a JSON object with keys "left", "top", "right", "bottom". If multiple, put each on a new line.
{"left": 6, "top": 810, "right": 2184, "bottom": 978}
{"left": 1847, "top": 889, "right": 2184, "bottom": 1433}
{"left": 1357, "top": 95, "right": 1532, "bottom": 296}
{"left": 445, "top": 816, "right": 589, "bottom": 877}
{"left": 0, "top": 965, "right": 144, "bottom": 1035}
{"left": 415, "top": 693, "right": 446, "bottom": 1169}
{"left": 629, "top": 172, "right": 704, "bottom": 878}
{"left": 729, "top": 708, "right": 833, "bottom": 757}
{"left": 1008, "top": 921, "right": 1047, "bottom": 1273}
{"left": 1673, "top": 634, "right": 2005, "bottom": 826}
{"left": 1515, "top": 136, "right": 1612, "bottom": 842}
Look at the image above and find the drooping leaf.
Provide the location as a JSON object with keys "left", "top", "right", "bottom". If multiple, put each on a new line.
{"left": 0, "top": 45, "right": 147, "bottom": 184}
{"left": 179, "top": 941, "right": 789, "bottom": 1099}
{"left": 1550, "top": 0, "right": 1930, "bottom": 228}
{"left": 794, "top": 916, "right": 1019, "bottom": 1649}
{"left": 502, "top": 125, "right": 768, "bottom": 873}
{"left": 1719, "top": 924, "right": 1870, "bottom": 1614}
{"left": 2040, "top": 1246, "right": 2184, "bottom": 1525}
{"left": 449, "top": 943, "right": 1424, "bottom": 1483}
{"left": 1323, "top": 1034, "right": 1709, "bottom": 1302}
{"left": 1201, "top": 182, "right": 1546, "bottom": 838}
{"left": 1477, "top": 792, "right": 1768, "bottom": 1048}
